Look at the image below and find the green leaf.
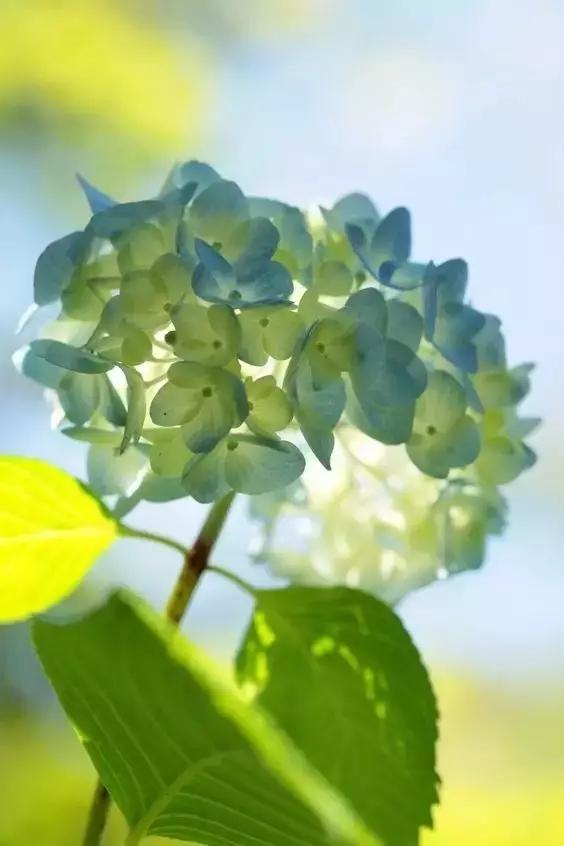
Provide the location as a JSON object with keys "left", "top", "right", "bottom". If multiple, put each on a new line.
{"left": 0, "top": 457, "right": 117, "bottom": 623}
{"left": 237, "top": 586, "right": 439, "bottom": 846}
{"left": 33, "top": 591, "right": 382, "bottom": 846}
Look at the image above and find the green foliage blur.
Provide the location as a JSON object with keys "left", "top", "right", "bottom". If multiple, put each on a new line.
{"left": 2, "top": 674, "right": 563, "bottom": 845}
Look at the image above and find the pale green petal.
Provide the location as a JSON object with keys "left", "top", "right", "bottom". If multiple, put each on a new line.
{"left": 87, "top": 444, "right": 148, "bottom": 496}
{"left": 181, "top": 392, "right": 235, "bottom": 453}
{"left": 117, "top": 223, "right": 165, "bottom": 274}
{"left": 150, "top": 429, "right": 192, "bottom": 477}
{"left": 190, "top": 179, "right": 248, "bottom": 244}
{"left": 182, "top": 443, "right": 230, "bottom": 503}
{"left": 224, "top": 435, "right": 305, "bottom": 495}
{"left": 263, "top": 308, "right": 304, "bottom": 360}
{"left": 247, "top": 378, "right": 293, "bottom": 435}
{"left": 150, "top": 253, "right": 194, "bottom": 305}
{"left": 315, "top": 260, "right": 353, "bottom": 296}
{"left": 476, "top": 437, "right": 536, "bottom": 484}
{"left": 150, "top": 382, "right": 201, "bottom": 427}
{"left": 414, "top": 370, "right": 466, "bottom": 432}
{"left": 120, "top": 326, "right": 152, "bottom": 366}
{"left": 58, "top": 372, "right": 100, "bottom": 424}
{"left": 172, "top": 303, "right": 239, "bottom": 366}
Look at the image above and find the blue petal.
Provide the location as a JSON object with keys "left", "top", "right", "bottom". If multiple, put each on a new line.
{"left": 13, "top": 343, "right": 65, "bottom": 389}
{"left": 378, "top": 260, "right": 428, "bottom": 291}
{"left": 193, "top": 239, "right": 236, "bottom": 302}
{"left": 177, "top": 160, "right": 221, "bottom": 194}
{"left": 76, "top": 174, "right": 117, "bottom": 214}
{"left": 474, "top": 314, "right": 507, "bottom": 370}
{"left": 89, "top": 201, "right": 164, "bottom": 239}
{"left": 346, "top": 209, "right": 413, "bottom": 287}
{"left": 248, "top": 197, "right": 289, "bottom": 217}
{"left": 345, "top": 288, "right": 387, "bottom": 334}
{"left": 370, "top": 207, "right": 411, "bottom": 268}
{"left": 34, "top": 230, "right": 91, "bottom": 306}
{"left": 351, "top": 332, "right": 426, "bottom": 423}
{"left": 224, "top": 435, "right": 305, "bottom": 495}
{"left": 195, "top": 237, "right": 293, "bottom": 309}
{"left": 321, "top": 193, "right": 379, "bottom": 233}
{"left": 232, "top": 217, "right": 280, "bottom": 265}
{"left": 433, "top": 303, "right": 486, "bottom": 372}
{"left": 236, "top": 261, "right": 293, "bottom": 308}
{"left": 345, "top": 222, "right": 367, "bottom": 254}
{"left": 284, "top": 340, "right": 344, "bottom": 468}
{"left": 423, "top": 259, "right": 468, "bottom": 339}
{"left": 386, "top": 300, "right": 423, "bottom": 351}
{"left": 346, "top": 381, "right": 415, "bottom": 445}
{"left": 29, "top": 340, "right": 113, "bottom": 374}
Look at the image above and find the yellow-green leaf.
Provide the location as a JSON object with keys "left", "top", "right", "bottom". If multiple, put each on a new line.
{"left": 0, "top": 457, "right": 118, "bottom": 623}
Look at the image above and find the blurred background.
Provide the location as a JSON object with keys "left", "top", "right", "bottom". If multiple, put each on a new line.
{"left": 1, "top": 1, "right": 563, "bottom": 843}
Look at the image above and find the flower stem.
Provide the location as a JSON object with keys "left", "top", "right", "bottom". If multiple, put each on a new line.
{"left": 165, "top": 491, "right": 236, "bottom": 623}
{"left": 82, "top": 491, "right": 236, "bottom": 845}
{"left": 118, "top": 523, "right": 188, "bottom": 557}
{"left": 207, "top": 564, "right": 257, "bottom": 597}
{"left": 82, "top": 782, "right": 110, "bottom": 846}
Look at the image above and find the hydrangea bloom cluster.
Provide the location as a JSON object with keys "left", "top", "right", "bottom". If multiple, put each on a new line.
{"left": 19, "top": 161, "right": 536, "bottom": 597}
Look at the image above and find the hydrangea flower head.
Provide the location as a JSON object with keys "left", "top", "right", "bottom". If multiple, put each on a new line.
{"left": 19, "top": 162, "right": 537, "bottom": 599}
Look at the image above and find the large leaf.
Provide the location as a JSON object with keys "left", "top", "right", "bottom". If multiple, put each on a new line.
{"left": 236, "top": 587, "right": 439, "bottom": 846}
{"left": 33, "top": 591, "right": 381, "bottom": 846}
{"left": 0, "top": 458, "right": 117, "bottom": 622}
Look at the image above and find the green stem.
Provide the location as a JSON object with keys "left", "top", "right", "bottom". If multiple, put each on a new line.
{"left": 82, "top": 492, "right": 236, "bottom": 845}
{"left": 82, "top": 782, "right": 110, "bottom": 846}
{"left": 207, "top": 565, "right": 258, "bottom": 597}
{"left": 118, "top": 524, "right": 188, "bottom": 557}
{"left": 165, "top": 491, "right": 236, "bottom": 624}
